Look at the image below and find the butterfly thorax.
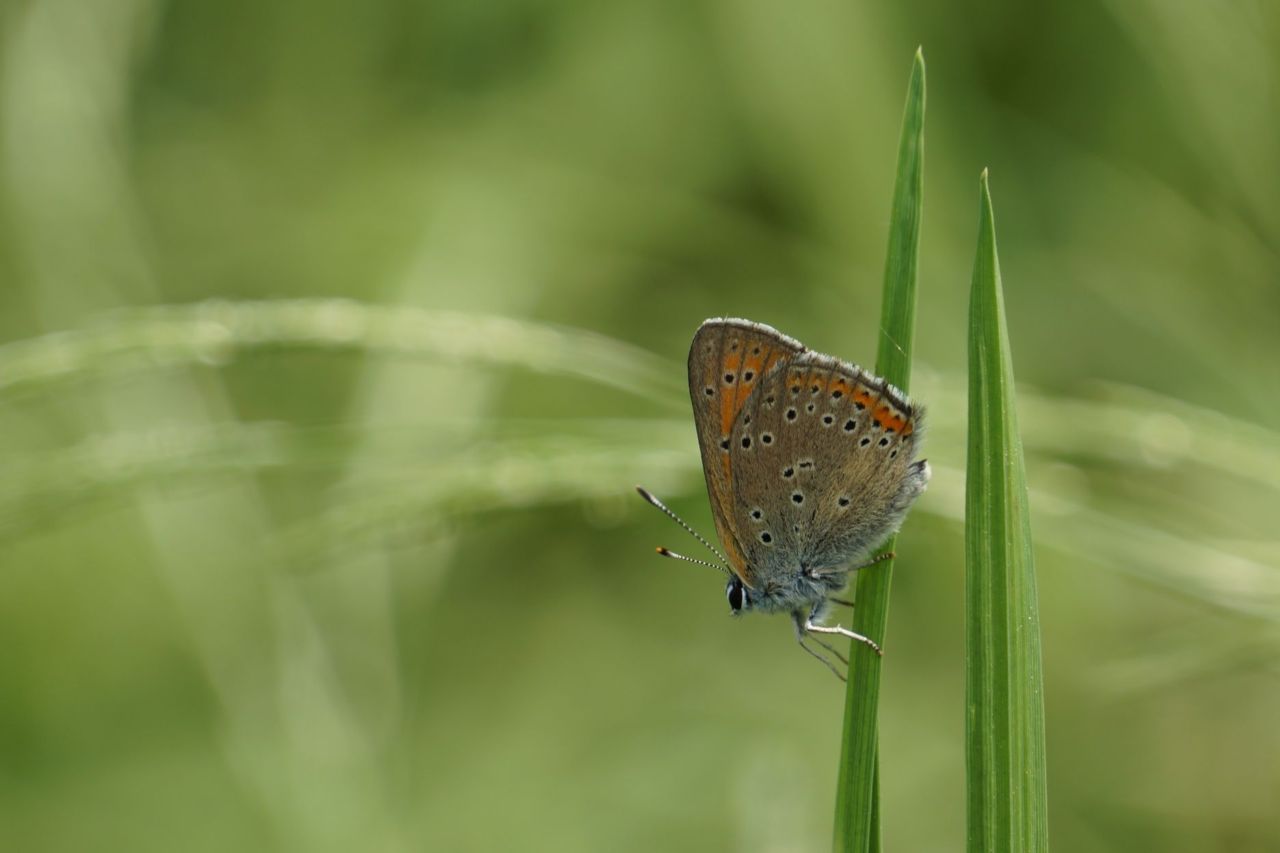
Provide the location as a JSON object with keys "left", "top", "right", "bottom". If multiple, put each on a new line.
{"left": 738, "top": 565, "right": 846, "bottom": 615}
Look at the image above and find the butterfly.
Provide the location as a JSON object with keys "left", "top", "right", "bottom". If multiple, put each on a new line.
{"left": 638, "top": 318, "right": 929, "bottom": 679}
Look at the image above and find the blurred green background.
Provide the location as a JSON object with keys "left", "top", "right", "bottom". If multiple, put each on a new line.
{"left": 1, "top": 1, "right": 1278, "bottom": 851}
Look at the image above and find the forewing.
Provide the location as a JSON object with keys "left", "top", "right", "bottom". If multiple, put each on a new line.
{"left": 687, "top": 318, "right": 802, "bottom": 586}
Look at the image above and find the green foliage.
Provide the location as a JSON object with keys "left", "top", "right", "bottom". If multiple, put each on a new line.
{"left": 1, "top": 4, "right": 1278, "bottom": 851}
{"left": 965, "top": 173, "right": 1049, "bottom": 850}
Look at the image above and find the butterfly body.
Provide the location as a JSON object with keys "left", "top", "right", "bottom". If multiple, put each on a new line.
{"left": 689, "top": 316, "right": 929, "bottom": 589}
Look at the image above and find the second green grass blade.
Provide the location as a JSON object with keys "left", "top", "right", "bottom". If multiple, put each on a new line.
{"left": 965, "top": 172, "right": 1050, "bottom": 851}
{"left": 833, "top": 47, "right": 925, "bottom": 853}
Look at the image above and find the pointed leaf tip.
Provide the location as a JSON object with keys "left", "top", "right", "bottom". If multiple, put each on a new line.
{"left": 964, "top": 171, "right": 1049, "bottom": 852}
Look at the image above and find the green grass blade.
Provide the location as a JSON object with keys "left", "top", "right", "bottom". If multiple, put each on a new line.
{"left": 833, "top": 47, "right": 925, "bottom": 853}
{"left": 965, "top": 171, "right": 1050, "bottom": 851}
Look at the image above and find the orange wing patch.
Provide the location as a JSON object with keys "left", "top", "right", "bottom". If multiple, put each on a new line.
{"left": 852, "top": 384, "right": 877, "bottom": 411}
{"left": 848, "top": 381, "right": 914, "bottom": 434}
{"left": 718, "top": 339, "right": 787, "bottom": 437}
{"left": 717, "top": 342, "right": 744, "bottom": 438}
{"left": 873, "top": 404, "right": 909, "bottom": 434}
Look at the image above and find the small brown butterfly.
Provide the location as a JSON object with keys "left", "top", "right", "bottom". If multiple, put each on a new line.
{"left": 638, "top": 318, "right": 929, "bottom": 678}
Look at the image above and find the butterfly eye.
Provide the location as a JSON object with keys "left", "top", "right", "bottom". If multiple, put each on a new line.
{"left": 726, "top": 579, "right": 747, "bottom": 613}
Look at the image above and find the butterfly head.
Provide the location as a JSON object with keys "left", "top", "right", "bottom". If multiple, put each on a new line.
{"left": 725, "top": 576, "right": 751, "bottom": 615}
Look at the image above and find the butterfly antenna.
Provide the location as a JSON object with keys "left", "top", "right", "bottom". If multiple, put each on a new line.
{"left": 655, "top": 547, "right": 727, "bottom": 575}
{"left": 634, "top": 486, "right": 731, "bottom": 570}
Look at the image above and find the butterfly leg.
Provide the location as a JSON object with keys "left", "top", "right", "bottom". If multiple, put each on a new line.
{"left": 791, "top": 611, "right": 847, "bottom": 681}
{"left": 811, "top": 551, "right": 895, "bottom": 581}
{"left": 853, "top": 551, "right": 895, "bottom": 571}
{"left": 798, "top": 639, "right": 848, "bottom": 681}
{"left": 809, "top": 634, "right": 849, "bottom": 667}
{"left": 803, "top": 609, "right": 883, "bottom": 657}
{"left": 819, "top": 552, "right": 896, "bottom": 608}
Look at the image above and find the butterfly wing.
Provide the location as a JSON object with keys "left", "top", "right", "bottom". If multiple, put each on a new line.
{"left": 770, "top": 351, "right": 929, "bottom": 572}
{"left": 688, "top": 318, "right": 803, "bottom": 587}
{"left": 689, "top": 318, "right": 929, "bottom": 589}
{"left": 721, "top": 345, "right": 923, "bottom": 583}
